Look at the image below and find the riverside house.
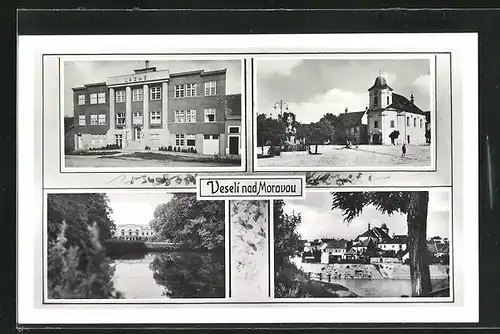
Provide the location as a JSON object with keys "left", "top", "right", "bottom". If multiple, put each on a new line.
{"left": 320, "top": 240, "right": 349, "bottom": 264}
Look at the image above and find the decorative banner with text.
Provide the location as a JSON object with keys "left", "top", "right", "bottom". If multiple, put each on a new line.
{"left": 197, "top": 175, "right": 305, "bottom": 200}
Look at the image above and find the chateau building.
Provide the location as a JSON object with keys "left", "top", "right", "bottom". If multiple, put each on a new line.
{"left": 114, "top": 224, "right": 157, "bottom": 240}
{"left": 71, "top": 61, "right": 242, "bottom": 156}
{"left": 341, "top": 74, "right": 429, "bottom": 145}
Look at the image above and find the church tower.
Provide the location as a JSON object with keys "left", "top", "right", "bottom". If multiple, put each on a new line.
{"left": 368, "top": 74, "right": 394, "bottom": 110}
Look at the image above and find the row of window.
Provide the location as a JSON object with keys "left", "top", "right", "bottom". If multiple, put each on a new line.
{"left": 372, "top": 118, "right": 425, "bottom": 129}
{"left": 174, "top": 81, "right": 217, "bottom": 98}
{"left": 174, "top": 134, "right": 220, "bottom": 146}
{"left": 174, "top": 109, "right": 216, "bottom": 123}
{"left": 116, "top": 111, "right": 162, "bottom": 125}
{"left": 78, "top": 92, "right": 106, "bottom": 105}
{"left": 79, "top": 114, "right": 106, "bottom": 125}
{"left": 77, "top": 81, "right": 218, "bottom": 105}
{"left": 373, "top": 95, "right": 391, "bottom": 108}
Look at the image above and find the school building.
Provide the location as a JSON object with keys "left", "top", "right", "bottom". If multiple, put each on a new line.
{"left": 71, "top": 61, "right": 242, "bottom": 156}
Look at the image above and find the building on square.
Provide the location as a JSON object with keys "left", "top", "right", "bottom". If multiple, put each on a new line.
{"left": 71, "top": 61, "right": 242, "bottom": 156}
{"left": 339, "top": 74, "right": 429, "bottom": 145}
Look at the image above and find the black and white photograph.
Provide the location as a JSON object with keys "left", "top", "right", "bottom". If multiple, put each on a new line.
{"left": 45, "top": 191, "right": 226, "bottom": 300}
{"left": 274, "top": 189, "right": 451, "bottom": 299}
{"left": 62, "top": 59, "right": 244, "bottom": 170}
{"left": 255, "top": 57, "right": 434, "bottom": 171}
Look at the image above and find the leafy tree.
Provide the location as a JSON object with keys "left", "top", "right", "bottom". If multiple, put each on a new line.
{"left": 46, "top": 194, "right": 120, "bottom": 299}
{"left": 274, "top": 200, "right": 304, "bottom": 265}
{"left": 389, "top": 130, "right": 400, "bottom": 145}
{"left": 321, "top": 113, "right": 340, "bottom": 143}
{"left": 307, "top": 119, "right": 335, "bottom": 154}
{"left": 256, "top": 114, "right": 286, "bottom": 154}
{"left": 150, "top": 194, "right": 225, "bottom": 250}
{"left": 331, "top": 191, "right": 432, "bottom": 297}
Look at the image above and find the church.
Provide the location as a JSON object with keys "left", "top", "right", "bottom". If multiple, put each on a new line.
{"left": 340, "top": 74, "right": 428, "bottom": 145}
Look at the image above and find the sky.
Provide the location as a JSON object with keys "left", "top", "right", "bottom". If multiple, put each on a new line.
{"left": 107, "top": 192, "right": 173, "bottom": 227}
{"left": 282, "top": 190, "right": 450, "bottom": 241}
{"left": 64, "top": 59, "right": 242, "bottom": 117}
{"left": 256, "top": 58, "right": 431, "bottom": 123}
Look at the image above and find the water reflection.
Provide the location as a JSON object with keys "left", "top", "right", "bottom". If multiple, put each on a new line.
{"left": 330, "top": 278, "right": 449, "bottom": 297}
{"left": 109, "top": 251, "right": 225, "bottom": 299}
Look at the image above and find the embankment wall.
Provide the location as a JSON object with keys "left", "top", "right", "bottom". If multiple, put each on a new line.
{"left": 296, "top": 262, "right": 449, "bottom": 280}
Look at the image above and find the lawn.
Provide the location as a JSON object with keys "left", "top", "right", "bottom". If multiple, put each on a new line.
{"left": 257, "top": 144, "right": 431, "bottom": 169}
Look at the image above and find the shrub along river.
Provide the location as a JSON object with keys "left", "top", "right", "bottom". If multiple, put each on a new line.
{"left": 109, "top": 251, "right": 225, "bottom": 299}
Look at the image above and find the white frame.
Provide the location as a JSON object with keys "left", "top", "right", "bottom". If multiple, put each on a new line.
{"left": 204, "top": 80, "right": 216, "bottom": 96}
{"left": 149, "top": 110, "right": 161, "bottom": 124}
{"left": 149, "top": 86, "right": 161, "bottom": 100}
{"left": 204, "top": 108, "right": 216, "bottom": 123}
{"left": 115, "top": 89, "right": 126, "bottom": 103}
{"left": 89, "top": 93, "right": 98, "bottom": 104}
{"left": 78, "top": 114, "right": 85, "bottom": 125}
{"left": 132, "top": 88, "right": 143, "bottom": 102}
{"left": 98, "top": 92, "right": 106, "bottom": 104}
{"left": 186, "top": 109, "right": 196, "bottom": 123}
{"left": 77, "top": 94, "right": 85, "bottom": 105}
{"left": 98, "top": 113, "right": 106, "bottom": 125}
{"left": 90, "top": 114, "right": 98, "bottom": 125}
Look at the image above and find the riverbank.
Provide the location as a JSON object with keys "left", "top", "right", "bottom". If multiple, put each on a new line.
{"left": 296, "top": 261, "right": 449, "bottom": 280}
{"left": 275, "top": 259, "right": 358, "bottom": 298}
{"left": 104, "top": 240, "right": 224, "bottom": 255}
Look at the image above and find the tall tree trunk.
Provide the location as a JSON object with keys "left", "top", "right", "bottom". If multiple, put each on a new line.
{"left": 407, "top": 191, "right": 431, "bottom": 296}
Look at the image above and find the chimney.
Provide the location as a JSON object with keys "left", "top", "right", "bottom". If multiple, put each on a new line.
{"left": 145, "top": 60, "right": 150, "bottom": 69}
{"left": 410, "top": 93, "right": 414, "bottom": 104}
{"left": 345, "top": 107, "right": 348, "bottom": 113}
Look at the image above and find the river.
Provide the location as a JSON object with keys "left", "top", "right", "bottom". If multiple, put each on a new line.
{"left": 109, "top": 251, "right": 225, "bottom": 299}
{"left": 329, "top": 278, "right": 449, "bottom": 297}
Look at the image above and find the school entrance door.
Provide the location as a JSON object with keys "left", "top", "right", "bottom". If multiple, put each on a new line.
{"left": 229, "top": 136, "right": 239, "bottom": 155}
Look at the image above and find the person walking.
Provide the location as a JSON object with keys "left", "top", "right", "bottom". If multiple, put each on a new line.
{"left": 401, "top": 143, "right": 407, "bottom": 158}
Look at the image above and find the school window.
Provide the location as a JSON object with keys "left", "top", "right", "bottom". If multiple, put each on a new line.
{"left": 90, "top": 114, "right": 98, "bottom": 125}
{"left": 98, "top": 114, "right": 106, "bottom": 125}
{"left": 116, "top": 90, "right": 126, "bottom": 103}
{"left": 204, "top": 81, "right": 216, "bottom": 96}
{"left": 386, "top": 96, "right": 390, "bottom": 105}
{"left": 78, "top": 115, "right": 86, "bottom": 125}
{"left": 374, "top": 95, "right": 378, "bottom": 107}
{"left": 175, "top": 134, "right": 185, "bottom": 146}
{"left": 150, "top": 133, "right": 159, "bottom": 145}
{"left": 91, "top": 134, "right": 106, "bottom": 147}
{"left": 186, "top": 110, "right": 196, "bottom": 123}
{"left": 186, "top": 83, "right": 197, "bottom": 97}
{"left": 150, "top": 111, "right": 162, "bottom": 124}
{"left": 204, "top": 108, "right": 216, "bottom": 122}
{"left": 229, "top": 126, "right": 239, "bottom": 133}
{"left": 407, "top": 117, "right": 410, "bottom": 126}
{"left": 413, "top": 118, "right": 416, "bottom": 127}
{"left": 78, "top": 94, "right": 85, "bottom": 105}
{"left": 116, "top": 113, "right": 125, "bottom": 125}
{"left": 174, "top": 84, "right": 185, "bottom": 98}
{"left": 133, "top": 112, "right": 143, "bottom": 124}
{"left": 175, "top": 110, "right": 186, "bottom": 123}
{"left": 132, "top": 88, "right": 143, "bottom": 102}
{"left": 186, "top": 134, "right": 196, "bottom": 146}
{"left": 390, "top": 120, "right": 395, "bottom": 128}
{"left": 90, "top": 93, "right": 98, "bottom": 105}
{"left": 374, "top": 120, "right": 379, "bottom": 128}
{"left": 150, "top": 86, "right": 161, "bottom": 100}
{"left": 420, "top": 119, "right": 423, "bottom": 128}
{"left": 98, "top": 92, "right": 106, "bottom": 104}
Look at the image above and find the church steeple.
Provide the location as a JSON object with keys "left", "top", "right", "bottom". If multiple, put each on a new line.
{"left": 368, "top": 73, "right": 394, "bottom": 109}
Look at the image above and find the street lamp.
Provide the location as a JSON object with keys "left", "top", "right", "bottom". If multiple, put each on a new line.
{"left": 273, "top": 100, "right": 289, "bottom": 118}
